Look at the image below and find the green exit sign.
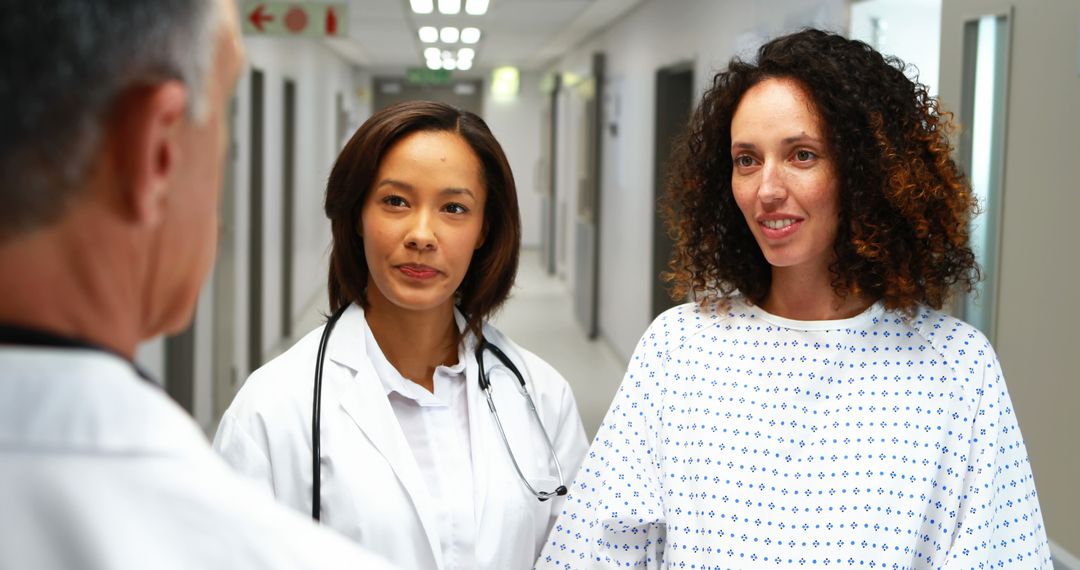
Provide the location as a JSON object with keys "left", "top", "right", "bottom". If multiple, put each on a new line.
{"left": 407, "top": 68, "right": 453, "bottom": 86}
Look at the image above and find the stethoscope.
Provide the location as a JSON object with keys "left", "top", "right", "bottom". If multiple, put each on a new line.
{"left": 310, "top": 304, "right": 567, "bottom": 521}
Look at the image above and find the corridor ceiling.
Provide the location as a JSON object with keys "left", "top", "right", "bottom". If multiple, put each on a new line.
{"left": 324, "top": 0, "right": 645, "bottom": 70}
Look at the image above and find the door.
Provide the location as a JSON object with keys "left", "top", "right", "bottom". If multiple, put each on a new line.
{"left": 281, "top": 79, "right": 296, "bottom": 341}
{"left": 248, "top": 69, "right": 265, "bottom": 372}
{"left": 572, "top": 54, "right": 605, "bottom": 338}
{"left": 651, "top": 64, "right": 694, "bottom": 318}
{"left": 212, "top": 96, "right": 240, "bottom": 423}
{"left": 539, "top": 73, "right": 560, "bottom": 274}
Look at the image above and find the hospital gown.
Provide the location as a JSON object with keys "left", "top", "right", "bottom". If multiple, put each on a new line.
{"left": 536, "top": 297, "right": 1051, "bottom": 569}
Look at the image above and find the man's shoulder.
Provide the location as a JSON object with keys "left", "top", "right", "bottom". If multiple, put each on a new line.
{"left": 0, "top": 383, "right": 394, "bottom": 569}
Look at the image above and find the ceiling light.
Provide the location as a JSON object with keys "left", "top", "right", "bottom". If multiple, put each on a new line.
{"left": 464, "top": 0, "right": 489, "bottom": 15}
{"left": 437, "top": 0, "right": 461, "bottom": 15}
{"left": 426, "top": 59, "right": 442, "bottom": 70}
{"left": 424, "top": 47, "right": 441, "bottom": 60}
{"left": 491, "top": 66, "right": 519, "bottom": 100}
{"left": 457, "top": 59, "right": 473, "bottom": 71}
{"left": 457, "top": 47, "right": 475, "bottom": 60}
{"left": 409, "top": 0, "right": 433, "bottom": 14}
{"left": 443, "top": 59, "right": 458, "bottom": 70}
{"left": 418, "top": 26, "right": 438, "bottom": 43}
{"left": 460, "top": 27, "right": 481, "bottom": 44}
{"left": 439, "top": 26, "right": 459, "bottom": 43}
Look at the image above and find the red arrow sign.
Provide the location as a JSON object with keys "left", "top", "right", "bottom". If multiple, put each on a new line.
{"left": 326, "top": 7, "right": 337, "bottom": 35}
{"left": 248, "top": 4, "right": 274, "bottom": 32}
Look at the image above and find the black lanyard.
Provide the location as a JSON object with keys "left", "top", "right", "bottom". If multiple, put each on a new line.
{"left": 0, "top": 324, "right": 155, "bottom": 384}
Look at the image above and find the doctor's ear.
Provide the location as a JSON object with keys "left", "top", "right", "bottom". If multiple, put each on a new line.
{"left": 475, "top": 220, "right": 488, "bottom": 250}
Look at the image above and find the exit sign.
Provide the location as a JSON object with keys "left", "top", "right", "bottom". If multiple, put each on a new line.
{"left": 407, "top": 68, "right": 453, "bottom": 86}
{"left": 242, "top": 2, "right": 348, "bottom": 38}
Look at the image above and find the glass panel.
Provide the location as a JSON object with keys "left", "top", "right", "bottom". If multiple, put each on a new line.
{"left": 959, "top": 12, "right": 1011, "bottom": 340}
{"left": 849, "top": 0, "right": 942, "bottom": 97}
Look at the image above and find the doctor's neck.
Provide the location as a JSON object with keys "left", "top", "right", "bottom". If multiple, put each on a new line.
{"left": 363, "top": 290, "right": 460, "bottom": 393}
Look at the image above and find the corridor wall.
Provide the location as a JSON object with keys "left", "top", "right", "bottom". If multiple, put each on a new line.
{"left": 546, "top": 0, "right": 847, "bottom": 360}
{"left": 484, "top": 71, "right": 546, "bottom": 249}
{"left": 939, "top": 0, "right": 1080, "bottom": 559}
{"left": 137, "top": 37, "right": 367, "bottom": 432}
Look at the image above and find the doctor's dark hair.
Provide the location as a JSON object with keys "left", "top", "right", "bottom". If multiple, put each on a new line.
{"left": 663, "top": 28, "right": 979, "bottom": 312}
{"left": 0, "top": 0, "right": 220, "bottom": 242}
{"left": 325, "top": 100, "right": 521, "bottom": 340}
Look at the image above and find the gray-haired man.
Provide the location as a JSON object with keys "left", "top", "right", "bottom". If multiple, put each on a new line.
{"left": 0, "top": 0, "right": 394, "bottom": 567}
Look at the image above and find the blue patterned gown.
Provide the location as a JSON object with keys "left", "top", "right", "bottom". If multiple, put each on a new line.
{"left": 536, "top": 297, "right": 1050, "bottom": 569}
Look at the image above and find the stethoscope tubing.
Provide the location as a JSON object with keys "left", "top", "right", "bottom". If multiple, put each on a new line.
{"left": 309, "top": 305, "right": 566, "bottom": 522}
{"left": 311, "top": 303, "right": 349, "bottom": 521}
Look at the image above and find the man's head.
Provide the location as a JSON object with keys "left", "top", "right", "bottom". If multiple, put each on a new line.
{"left": 0, "top": 0, "right": 245, "bottom": 340}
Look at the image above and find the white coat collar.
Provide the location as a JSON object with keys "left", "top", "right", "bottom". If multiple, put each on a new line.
{"left": 0, "top": 347, "right": 206, "bottom": 457}
{"left": 321, "top": 305, "right": 534, "bottom": 567}
{"left": 324, "top": 304, "right": 445, "bottom": 570}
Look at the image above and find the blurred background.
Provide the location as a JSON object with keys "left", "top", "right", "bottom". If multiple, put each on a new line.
{"left": 132, "top": 0, "right": 1079, "bottom": 563}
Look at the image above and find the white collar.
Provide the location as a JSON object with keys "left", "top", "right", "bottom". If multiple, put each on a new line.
{"left": 0, "top": 347, "right": 206, "bottom": 456}
{"left": 363, "top": 318, "right": 469, "bottom": 404}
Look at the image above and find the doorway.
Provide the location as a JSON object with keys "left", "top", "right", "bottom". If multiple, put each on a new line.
{"left": 281, "top": 79, "right": 296, "bottom": 341}
{"left": 651, "top": 63, "right": 694, "bottom": 319}
{"left": 247, "top": 69, "right": 265, "bottom": 373}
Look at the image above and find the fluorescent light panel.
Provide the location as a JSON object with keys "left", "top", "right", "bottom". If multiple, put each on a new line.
{"left": 438, "top": 0, "right": 461, "bottom": 15}
{"left": 418, "top": 26, "right": 438, "bottom": 43}
{"left": 439, "top": 26, "right": 459, "bottom": 43}
{"left": 460, "top": 27, "right": 481, "bottom": 44}
{"left": 409, "top": 0, "right": 433, "bottom": 14}
{"left": 464, "top": 0, "right": 489, "bottom": 15}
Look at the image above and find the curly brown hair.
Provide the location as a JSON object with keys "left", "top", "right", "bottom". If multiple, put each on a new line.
{"left": 664, "top": 29, "right": 979, "bottom": 312}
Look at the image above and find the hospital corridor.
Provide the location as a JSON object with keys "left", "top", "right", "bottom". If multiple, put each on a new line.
{"left": 2, "top": 0, "right": 1078, "bottom": 568}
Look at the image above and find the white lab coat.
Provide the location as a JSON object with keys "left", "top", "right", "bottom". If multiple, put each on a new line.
{"left": 213, "top": 304, "right": 589, "bottom": 570}
{"left": 0, "top": 346, "right": 396, "bottom": 570}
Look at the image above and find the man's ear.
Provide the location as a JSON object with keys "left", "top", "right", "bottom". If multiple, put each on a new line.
{"left": 107, "top": 81, "right": 188, "bottom": 227}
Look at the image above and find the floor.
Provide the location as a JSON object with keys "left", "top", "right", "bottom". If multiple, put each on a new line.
{"left": 489, "top": 249, "right": 627, "bottom": 440}
{"left": 282, "top": 248, "right": 628, "bottom": 440}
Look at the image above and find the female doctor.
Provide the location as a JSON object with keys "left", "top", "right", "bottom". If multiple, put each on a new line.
{"left": 213, "top": 100, "right": 588, "bottom": 570}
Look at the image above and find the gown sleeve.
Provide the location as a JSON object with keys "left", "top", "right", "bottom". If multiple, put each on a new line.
{"left": 536, "top": 318, "right": 672, "bottom": 569}
{"left": 941, "top": 347, "right": 1052, "bottom": 569}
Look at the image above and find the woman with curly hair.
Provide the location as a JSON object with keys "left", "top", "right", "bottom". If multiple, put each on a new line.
{"left": 536, "top": 29, "right": 1050, "bottom": 569}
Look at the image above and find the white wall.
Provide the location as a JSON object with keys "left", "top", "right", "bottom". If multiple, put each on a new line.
{"left": 938, "top": 0, "right": 1080, "bottom": 557}
{"left": 546, "top": 0, "right": 847, "bottom": 359}
{"left": 850, "top": 0, "right": 942, "bottom": 96}
{"left": 483, "top": 71, "right": 545, "bottom": 248}
{"left": 233, "top": 37, "right": 363, "bottom": 374}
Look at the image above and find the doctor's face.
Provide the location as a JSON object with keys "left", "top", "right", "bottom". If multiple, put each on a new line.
{"left": 360, "top": 130, "right": 487, "bottom": 315}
